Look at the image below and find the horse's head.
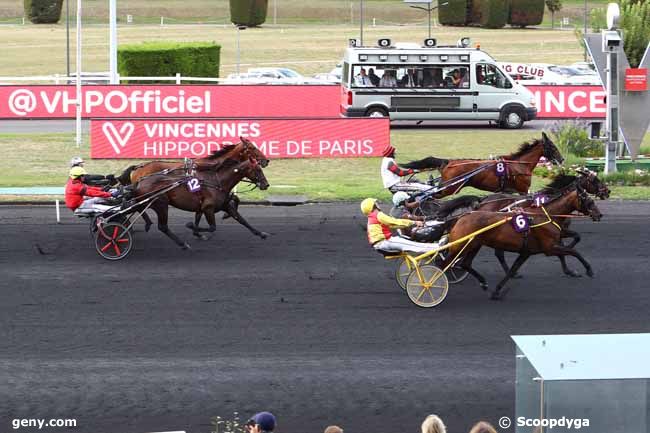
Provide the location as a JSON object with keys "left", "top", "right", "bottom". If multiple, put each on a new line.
{"left": 575, "top": 168, "right": 610, "bottom": 199}
{"left": 541, "top": 132, "right": 564, "bottom": 166}
{"left": 575, "top": 184, "right": 602, "bottom": 221}
{"left": 240, "top": 136, "right": 269, "bottom": 168}
{"left": 240, "top": 157, "right": 270, "bottom": 190}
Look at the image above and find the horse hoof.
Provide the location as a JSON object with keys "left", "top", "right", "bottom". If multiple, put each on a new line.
{"left": 185, "top": 222, "right": 195, "bottom": 230}
{"left": 490, "top": 291, "right": 502, "bottom": 300}
{"left": 480, "top": 283, "right": 489, "bottom": 291}
{"left": 587, "top": 269, "right": 594, "bottom": 278}
{"left": 259, "top": 232, "right": 269, "bottom": 240}
{"left": 144, "top": 222, "right": 152, "bottom": 233}
{"left": 182, "top": 242, "right": 191, "bottom": 250}
{"left": 565, "top": 270, "right": 582, "bottom": 278}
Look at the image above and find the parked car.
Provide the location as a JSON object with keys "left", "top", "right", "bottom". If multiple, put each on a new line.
{"left": 247, "top": 67, "right": 325, "bottom": 84}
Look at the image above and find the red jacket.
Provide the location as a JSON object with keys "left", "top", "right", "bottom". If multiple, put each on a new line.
{"left": 64, "top": 178, "right": 111, "bottom": 210}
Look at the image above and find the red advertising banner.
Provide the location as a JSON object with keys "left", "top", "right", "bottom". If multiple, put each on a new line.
{"left": 526, "top": 85, "right": 606, "bottom": 118}
{"left": 624, "top": 68, "right": 648, "bottom": 92}
{"left": 90, "top": 118, "right": 390, "bottom": 159}
{"left": 0, "top": 85, "right": 340, "bottom": 119}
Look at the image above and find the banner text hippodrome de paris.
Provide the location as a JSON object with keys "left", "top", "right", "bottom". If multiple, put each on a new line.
{"left": 90, "top": 118, "right": 390, "bottom": 159}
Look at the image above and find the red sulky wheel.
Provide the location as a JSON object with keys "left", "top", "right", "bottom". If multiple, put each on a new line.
{"left": 94, "top": 222, "right": 133, "bottom": 260}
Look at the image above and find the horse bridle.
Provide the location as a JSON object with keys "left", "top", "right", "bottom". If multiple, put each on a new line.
{"left": 543, "top": 139, "right": 563, "bottom": 166}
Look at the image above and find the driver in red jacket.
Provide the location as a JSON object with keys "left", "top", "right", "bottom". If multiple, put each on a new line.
{"left": 65, "top": 166, "right": 118, "bottom": 213}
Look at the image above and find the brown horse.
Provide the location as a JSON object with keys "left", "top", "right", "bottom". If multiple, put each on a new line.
{"left": 402, "top": 132, "right": 564, "bottom": 197}
{"left": 478, "top": 170, "right": 610, "bottom": 277}
{"left": 440, "top": 177, "right": 602, "bottom": 300}
{"left": 133, "top": 157, "right": 270, "bottom": 249}
{"left": 117, "top": 137, "right": 269, "bottom": 185}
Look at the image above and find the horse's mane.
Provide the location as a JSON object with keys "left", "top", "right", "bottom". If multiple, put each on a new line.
{"left": 217, "top": 157, "right": 242, "bottom": 171}
{"left": 539, "top": 174, "right": 577, "bottom": 194}
{"left": 504, "top": 138, "right": 542, "bottom": 159}
{"left": 206, "top": 145, "right": 236, "bottom": 160}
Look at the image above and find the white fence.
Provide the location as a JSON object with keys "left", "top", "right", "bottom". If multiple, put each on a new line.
{"left": 0, "top": 73, "right": 224, "bottom": 85}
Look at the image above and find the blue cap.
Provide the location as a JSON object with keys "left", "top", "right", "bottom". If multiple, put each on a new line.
{"left": 250, "top": 412, "right": 276, "bottom": 432}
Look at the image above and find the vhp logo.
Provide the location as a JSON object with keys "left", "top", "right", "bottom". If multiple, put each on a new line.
{"left": 102, "top": 122, "right": 135, "bottom": 155}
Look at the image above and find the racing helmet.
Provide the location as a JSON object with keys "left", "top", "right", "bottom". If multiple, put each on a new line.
{"left": 69, "top": 156, "right": 84, "bottom": 167}
{"left": 392, "top": 191, "right": 410, "bottom": 207}
{"left": 382, "top": 146, "right": 396, "bottom": 157}
{"left": 69, "top": 166, "right": 87, "bottom": 179}
{"left": 360, "top": 198, "right": 378, "bottom": 215}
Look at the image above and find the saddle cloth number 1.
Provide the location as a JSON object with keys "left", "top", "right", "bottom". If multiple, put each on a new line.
{"left": 187, "top": 178, "right": 201, "bottom": 192}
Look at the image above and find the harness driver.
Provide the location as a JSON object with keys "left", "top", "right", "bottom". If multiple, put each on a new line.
{"left": 381, "top": 146, "right": 431, "bottom": 193}
{"left": 65, "top": 166, "right": 120, "bottom": 214}
{"left": 69, "top": 156, "right": 118, "bottom": 187}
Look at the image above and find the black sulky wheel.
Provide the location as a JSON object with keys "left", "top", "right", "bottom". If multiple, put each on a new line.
{"left": 94, "top": 222, "right": 133, "bottom": 260}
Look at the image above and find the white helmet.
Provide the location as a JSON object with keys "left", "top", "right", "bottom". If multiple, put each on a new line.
{"left": 69, "top": 156, "right": 84, "bottom": 167}
{"left": 392, "top": 191, "right": 410, "bottom": 207}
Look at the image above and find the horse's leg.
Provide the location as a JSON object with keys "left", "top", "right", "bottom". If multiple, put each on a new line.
{"left": 152, "top": 201, "right": 190, "bottom": 250}
{"left": 186, "top": 212, "right": 209, "bottom": 240}
{"left": 494, "top": 249, "right": 523, "bottom": 279}
{"left": 549, "top": 245, "right": 594, "bottom": 278}
{"left": 562, "top": 229, "right": 581, "bottom": 249}
{"left": 491, "top": 252, "right": 530, "bottom": 300}
{"left": 222, "top": 194, "right": 240, "bottom": 220}
{"left": 141, "top": 212, "right": 153, "bottom": 233}
{"left": 443, "top": 241, "right": 488, "bottom": 291}
{"left": 224, "top": 202, "right": 268, "bottom": 239}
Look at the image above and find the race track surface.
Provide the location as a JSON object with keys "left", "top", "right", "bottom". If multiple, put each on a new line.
{"left": 1, "top": 202, "right": 649, "bottom": 433}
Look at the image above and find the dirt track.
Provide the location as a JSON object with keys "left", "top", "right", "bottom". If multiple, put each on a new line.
{"left": 1, "top": 202, "right": 649, "bottom": 433}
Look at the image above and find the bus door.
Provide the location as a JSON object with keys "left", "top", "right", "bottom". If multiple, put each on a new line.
{"left": 474, "top": 63, "right": 514, "bottom": 120}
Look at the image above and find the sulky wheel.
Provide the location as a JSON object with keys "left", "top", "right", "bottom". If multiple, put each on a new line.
{"left": 435, "top": 251, "right": 469, "bottom": 285}
{"left": 395, "top": 256, "right": 415, "bottom": 291}
{"left": 94, "top": 222, "right": 133, "bottom": 260}
{"left": 406, "top": 265, "right": 449, "bottom": 308}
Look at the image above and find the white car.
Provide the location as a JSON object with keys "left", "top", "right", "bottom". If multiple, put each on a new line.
{"left": 247, "top": 67, "right": 325, "bottom": 85}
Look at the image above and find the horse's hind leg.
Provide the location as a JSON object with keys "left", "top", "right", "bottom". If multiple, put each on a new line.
{"left": 444, "top": 241, "right": 488, "bottom": 291}
{"left": 494, "top": 249, "right": 523, "bottom": 279}
{"left": 550, "top": 245, "right": 594, "bottom": 278}
{"left": 152, "top": 202, "right": 190, "bottom": 250}
{"left": 141, "top": 212, "right": 153, "bottom": 232}
{"left": 492, "top": 252, "right": 530, "bottom": 300}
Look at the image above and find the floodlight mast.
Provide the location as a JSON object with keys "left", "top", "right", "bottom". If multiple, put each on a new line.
{"left": 406, "top": 0, "right": 448, "bottom": 39}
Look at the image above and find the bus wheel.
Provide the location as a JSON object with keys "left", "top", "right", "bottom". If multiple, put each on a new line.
{"left": 366, "top": 107, "right": 388, "bottom": 118}
{"left": 500, "top": 108, "right": 524, "bottom": 129}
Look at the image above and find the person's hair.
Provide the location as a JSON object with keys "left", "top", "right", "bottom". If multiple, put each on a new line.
{"left": 421, "top": 414, "right": 446, "bottom": 433}
{"left": 324, "top": 425, "right": 344, "bottom": 433}
{"left": 468, "top": 421, "right": 497, "bottom": 433}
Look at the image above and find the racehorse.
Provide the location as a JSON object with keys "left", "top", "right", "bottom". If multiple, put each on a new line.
{"left": 478, "top": 170, "right": 610, "bottom": 277}
{"left": 402, "top": 132, "right": 564, "bottom": 197}
{"left": 132, "top": 157, "right": 270, "bottom": 249}
{"left": 439, "top": 175, "right": 602, "bottom": 300}
{"left": 117, "top": 137, "right": 269, "bottom": 233}
{"left": 116, "top": 137, "right": 269, "bottom": 185}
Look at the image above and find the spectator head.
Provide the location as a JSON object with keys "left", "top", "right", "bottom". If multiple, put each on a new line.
{"left": 369, "top": 68, "right": 376, "bottom": 75}
{"left": 246, "top": 412, "right": 276, "bottom": 433}
{"left": 468, "top": 421, "right": 497, "bottom": 433}
{"left": 324, "top": 426, "right": 344, "bottom": 433}
{"left": 421, "top": 414, "right": 446, "bottom": 433}
{"left": 360, "top": 68, "right": 367, "bottom": 76}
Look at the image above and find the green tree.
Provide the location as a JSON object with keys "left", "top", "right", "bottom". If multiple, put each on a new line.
{"left": 619, "top": 0, "right": 650, "bottom": 67}
{"left": 545, "top": 0, "right": 562, "bottom": 29}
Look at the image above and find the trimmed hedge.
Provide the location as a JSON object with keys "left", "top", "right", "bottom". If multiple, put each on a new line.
{"left": 24, "top": 0, "right": 63, "bottom": 24}
{"left": 117, "top": 42, "right": 221, "bottom": 84}
{"left": 508, "top": 0, "right": 544, "bottom": 26}
{"left": 438, "top": 0, "right": 469, "bottom": 25}
{"left": 230, "top": 0, "right": 268, "bottom": 27}
{"left": 479, "top": 0, "right": 508, "bottom": 28}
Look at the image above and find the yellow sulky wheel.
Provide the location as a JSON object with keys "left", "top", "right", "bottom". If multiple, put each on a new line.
{"left": 395, "top": 256, "right": 414, "bottom": 291}
{"left": 405, "top": 265, "right": 449, "bottom": 308}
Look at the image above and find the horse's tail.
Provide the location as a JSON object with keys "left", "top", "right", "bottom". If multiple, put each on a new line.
{"left": 116, "top": 165, "right": 137, "bottom": 185}
{"left": 402, "top": 156, "right": 449, "bottom": 170}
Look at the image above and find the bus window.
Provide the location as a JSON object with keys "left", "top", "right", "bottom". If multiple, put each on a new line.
{"left": 342, "top": 62, "right": 350, "bottom": 85}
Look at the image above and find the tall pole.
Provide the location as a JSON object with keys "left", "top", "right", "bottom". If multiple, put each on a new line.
{"left": 75, "top": 0, "right": 82, "bottom": 148}
{"left": 428, "top": 6, "right": 431, "bottom": 38}
{"left": 584, "top": 0, "right": 588, "bottom": 60}
{"left": 360, "top": 0, "right": 364, "bottom": 46}
{"left": 605, "top": 37, "right": 619, "bottom": 173}
{"left": 109, "top": 0, "right": 118, "bottom": 84}
{"left": 273, "top": 0, "right": 277, "bottom": 25}
{"left": 66, "top": 0, "right": 70, "bottom": 79}
{"left": 236, "top": 26, "right": 241, "bottom": 75}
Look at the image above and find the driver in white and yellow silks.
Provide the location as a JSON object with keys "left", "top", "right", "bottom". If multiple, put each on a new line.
{"left": 360, "top": 198, "right": 440, "bottom": 254}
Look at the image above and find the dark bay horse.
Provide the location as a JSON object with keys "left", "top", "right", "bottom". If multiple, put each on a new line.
{"left": 402, "top": 132, "right": 564, "bottom": 197}
{"left": 440, "top": 177, "right": 602, "bottom": 300}
{"left": 478, "top": 170, "right": 610, "bottom": 277}
{"left": 133, "top": 158, "right": 269, "bottom": 249}
{"left": 117, "top": 137, "right": 269, "bottom": 185}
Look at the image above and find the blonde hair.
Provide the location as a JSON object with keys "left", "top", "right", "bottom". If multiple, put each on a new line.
{"left": 468, "top": 421, "right": 497, "bottom": 433}
{"left": 421, "top": 415, "right": 446, "bottom": 433}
